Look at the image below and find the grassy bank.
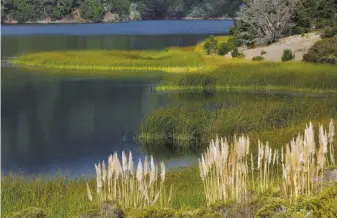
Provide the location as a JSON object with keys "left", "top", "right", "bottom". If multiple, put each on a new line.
{"left": 2, "top": 167, "right": 337, "bottom": 217}
{"left": 1, "top": 175, "right": 96, "bottom": 218}
{"left": 1, "top": 167, "right": 203, "bottom": 217}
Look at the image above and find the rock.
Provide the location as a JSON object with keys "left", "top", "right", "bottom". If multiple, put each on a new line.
{"left": 104, "top": 12, "right": 120, "bottom": 22}
{"left": 304, "top": 211, "right": 311, "bottom": 218}
{"left": 80, "top": 202, "right": 124, "bottom": 218}
{"left": 323, "top": 169, "right": 337, "bottom": 182}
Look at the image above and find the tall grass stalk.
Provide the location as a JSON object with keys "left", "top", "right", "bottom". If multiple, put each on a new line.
{"left": 88, "top": 151, "right": 172, "bottom": 209}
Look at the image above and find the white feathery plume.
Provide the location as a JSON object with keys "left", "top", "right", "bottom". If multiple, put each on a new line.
{"left": 149, "top": 155, "right": 156, "bottom": 184}
{"left": 144, "top": 156, "right": 148, "bottom": 175}
{"left": 102, "top": 160, "right": 107, "bottom": 183}
{"left": 114, "top": 153, "right": 122, "bottom": 179}
{"left": 136, "top": 158, "right": 143, "bottom": 182}
{"left": 108, "top": 154, "right": 113, "bottom": 179}
{"left": 122, "top": 151, "right": 128, "bottom": 173}
{"left": 128, "top": 151, "right": 134, "bottom": 175}
{"left": 199, "top": 158, "right": 205, "bottom": 180}
{"left": 160, "top": 161, "right": 166, "bottom": 182}
{"left": 95, "top": 163, "right": 102, "bottom": 192}
{"left": 329, "top": 119, "right": 335, "bottom": 143}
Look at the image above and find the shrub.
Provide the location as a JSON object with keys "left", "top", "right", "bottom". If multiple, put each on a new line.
{"left": 254, "top": 199, "right": 288, "bottom": 217}
{"left": 217, "top": 42, "right": 231, "bottom": 56}
{"left": 321, "top": 25, "right": 337, "bottom": 39}
{"left": 9, "top": 207, "right": 48, "bottom": 218}
{"left": 247, "top": 41, "right": 257, "bottom": 49}
{"left": 227, "top": 35, "right": 241, "bottom": 48}
{"left": 204, "top": 35, "right": 218, "bottom": 55}
{"left": 252, "top": 56, "right": 264, "bottom": 61}
{"left": 133, "top": 207, "right": 175, "bottom": 218}
{"left": 281, "top": 49, "right": 295, "bottom": 62}
{"left": 319, "top": 56, "right": 337, "bottom": 65}
{"left": 229, "top": 26, "right": 237, "bottom": 35}
{"left": 231, "top": 48, "right": 245, "bottom": 58}
{"left": 303, "top": 36, "right": 337, "bottom": 64}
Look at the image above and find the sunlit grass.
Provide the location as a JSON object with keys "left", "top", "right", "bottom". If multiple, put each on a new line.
{"left": 12, "top": 49, "right": 211, "bottom": 73}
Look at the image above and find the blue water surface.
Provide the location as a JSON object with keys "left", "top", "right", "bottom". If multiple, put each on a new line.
{"left": 1, "top": 20, "right": 233, "bottom": 36}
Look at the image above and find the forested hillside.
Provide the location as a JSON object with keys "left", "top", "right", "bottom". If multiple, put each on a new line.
{"left": 1, "top": 0, "right": 242, "bottom": 23}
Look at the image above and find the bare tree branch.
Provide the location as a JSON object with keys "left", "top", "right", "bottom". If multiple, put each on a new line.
{"left": 235, "top": 0, "right": 300, "bottom": 45}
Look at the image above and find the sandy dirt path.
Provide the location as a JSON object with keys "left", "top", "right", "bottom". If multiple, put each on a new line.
{"left": 225, "top": 32, "right": 322, "bottom": 62}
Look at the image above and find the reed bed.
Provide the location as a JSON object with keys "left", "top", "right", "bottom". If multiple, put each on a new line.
{"left": 199, "top": 120, "right": 335, "bottom": 206}
{"left": 139, "top": 94, "right": 337, "bottom": 149}
{"left": 88, "top": 151, "right": 172, "bottom": 210}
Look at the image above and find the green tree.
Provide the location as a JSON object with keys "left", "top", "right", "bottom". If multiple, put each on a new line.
{"left": 104, "top": 0, "right": 131, "bottom": 18}
{"left": 80, "top": 0, "right": 104, "bottom": 22}
{"left": 12, "top": 0, "right": 42, "bottom": 22}
{"left": 291, "top": 0, "right": 337, "bottom": 34}
{"left": 137, "top": 0, "right": 170, "bottom": 19}
{"left": 281, "top": 49, "right": 295, "bottom": 62}
{"left": 52, "top": 0, "right": 73, "bottom": 20}
{"left": 1, "top": 0, "right": 15, "bottom": 21}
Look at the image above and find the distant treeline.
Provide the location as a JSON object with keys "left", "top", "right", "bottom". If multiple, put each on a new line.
{"left": 1, "top": 0, "right": 242, "bottom": 23}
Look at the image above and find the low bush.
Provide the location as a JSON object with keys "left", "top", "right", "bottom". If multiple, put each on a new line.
{"left": 260, "top": 50, "right": 267, "bottom": 56}
{"left": 281, "top": 49, "right": 295, "bottom": 62}
{"left": 319, "top": 56, "right": 337, "bottom": 65}
{"left": 252, "top": 56, "right": 264, "bottom": 61}
{"left": 9, "top": 207, "right": 48, "bottom": 218}
{"left": 231, "top": 48, "right": 245, "bottom": 58}
{"left": 227, "top": 36, "right": 241, "bottom": 48}
{"left": 254, "top": 199, "right": 288, "bottom": 217}
{"left": 303, "top": 36, "right": 337, "bottom": 64}
{"left": 321, "top": 25, "right": 337, "bottom": 38}
{"left": 204, "top": 35, "right": 218, "bottom": 55}
{"left": 217, "top": 42, "right": 231, "bottom": 56}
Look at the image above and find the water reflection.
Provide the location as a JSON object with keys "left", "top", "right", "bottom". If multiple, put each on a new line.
{"left": 1, "top": 71, "right": 173, "bottom": 177}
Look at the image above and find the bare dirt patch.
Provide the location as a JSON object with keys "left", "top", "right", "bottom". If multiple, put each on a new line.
{"left": 226, "top": 32, "right": 322, "bottom": 62}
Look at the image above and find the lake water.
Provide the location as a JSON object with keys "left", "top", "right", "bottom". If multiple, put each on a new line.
{"left": 1, "top": 20, "right": 233, "bottom": 178}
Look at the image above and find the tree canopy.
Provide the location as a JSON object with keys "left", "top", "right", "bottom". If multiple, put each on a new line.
{"left": 1, "top": 0, "right": 243, "bottom": 23}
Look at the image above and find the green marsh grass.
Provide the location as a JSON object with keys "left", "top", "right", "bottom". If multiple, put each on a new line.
{"left": 1, "top": 174, "right": 97, "bottom": 218}
{"left": 157, "top": 61, "right": 337, "bottom": 94}
{"left": 1, "top": 167, "right": 205, "bottom": 217}
{"left": 139, "top": 93, "right": 337, "bottom": 149}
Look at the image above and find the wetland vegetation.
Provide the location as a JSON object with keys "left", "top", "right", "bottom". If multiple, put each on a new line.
{"left": 3, "top": 1, "right": 337, "bottom": 216}
{"left": 5, "top": 39, "right": 337, "bottom": 217}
